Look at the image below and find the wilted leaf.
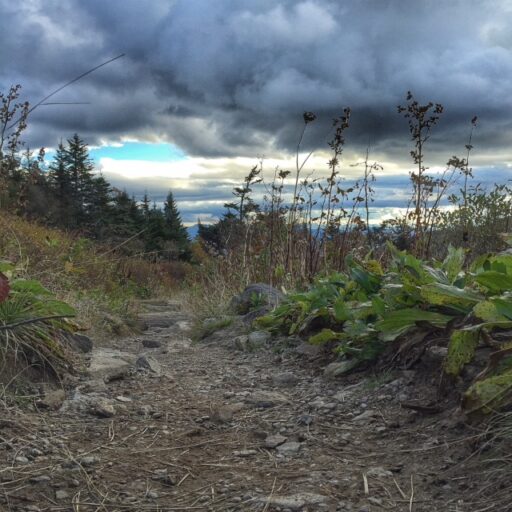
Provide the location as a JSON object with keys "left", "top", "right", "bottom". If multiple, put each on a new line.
{"left": 445, "top": 327, "right": 481, "bottom": 376}
{"left": 464, "top": 369, "right": 512, "bottom": 415}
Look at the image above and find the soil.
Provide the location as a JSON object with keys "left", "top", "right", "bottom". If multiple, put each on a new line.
{"left": 0, "top": 301, "right": 502, "bottom": 512}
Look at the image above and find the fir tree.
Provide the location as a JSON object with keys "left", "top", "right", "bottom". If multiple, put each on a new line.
{"left": 88, "top": 175, "right": 113, "bottom": 239}
{"left": 144, "top": 203, "right": 167, "bottom": 257}
{"left": 163, "top": 190, "right": 190, "bottom": 260}
{"left": 64, "top": 133, "right": 95, "bottom": 226}
{"left": 48, "top": 142, "right": 73, "bottom": 226}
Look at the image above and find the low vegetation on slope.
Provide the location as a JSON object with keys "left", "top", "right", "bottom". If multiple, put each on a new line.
{"left": 0, "top": 212, "right": 177, "bottom": 389}
{"left": 256, "top": 244, "right": 512, "bottom": 417}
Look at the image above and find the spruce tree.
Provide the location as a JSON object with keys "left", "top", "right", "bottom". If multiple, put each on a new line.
{"left": 88, "top": 175, "right": 113, "bottom": 239}
{"left": 48, "top": 142, "right": 73, "bottom": 226}
{"left": 163, "top": 190, "right": 190, "bottom": 259}
{"left": 64, "top": 133, "right": 95, "bottom": 226}
{"left": 144, "top": 203, "right": 167, "bottom": 257}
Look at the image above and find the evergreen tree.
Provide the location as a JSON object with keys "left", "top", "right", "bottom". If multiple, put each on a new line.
{"left": 48, "top": 142, "right": 73, "bottom": 226}
{"left": 64, "top": 133, "right": 95, "bottom": 226}
{"left": 144, "top": 203, "right": 167, "bottom": 258}
{"left": 88, "top": 175, "right": 114, "bottom": 239}
{"left": 109, "top": 190, "right": 144, "bottom": 239}
{"left": 163, "top": 191, "right": 190, "bottom": 260}
{"left": 141, "top": 191, "right": 151, "bottom": 219}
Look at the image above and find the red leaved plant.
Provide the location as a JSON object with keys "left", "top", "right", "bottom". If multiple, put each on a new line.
{"left": 0, "top": 273, "right": 10, "bottom": 303}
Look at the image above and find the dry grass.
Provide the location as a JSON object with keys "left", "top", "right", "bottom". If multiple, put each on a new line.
{"left": 0, "top": 212, "right": 181, "bottom": 342}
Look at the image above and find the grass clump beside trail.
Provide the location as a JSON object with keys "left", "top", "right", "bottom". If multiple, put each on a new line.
{"left": 0, "top": 212, "right": 180, "bottom": 386}
{"left": 256, "top": 243, "right": 512, "bottom": 417}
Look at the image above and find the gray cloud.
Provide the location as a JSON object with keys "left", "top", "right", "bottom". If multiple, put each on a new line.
{"left": 1, "top": 0, "right": 512, "bottom": 166}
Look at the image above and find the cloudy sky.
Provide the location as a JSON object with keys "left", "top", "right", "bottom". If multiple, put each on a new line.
{"left": 1, "top": 0, "right": 512, "bottom": 224}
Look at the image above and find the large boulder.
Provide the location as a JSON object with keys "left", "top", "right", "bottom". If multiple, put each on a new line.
{"left": 230, "top": 283, "right": 284, "bottom": 318}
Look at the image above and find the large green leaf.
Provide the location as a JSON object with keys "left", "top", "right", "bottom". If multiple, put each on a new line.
{"left": 445, "top": 327, "right": 481, "bottom": 376}
{"left": 11, "top": 279, "right": 52, "bottom": 296}
{"left": 333, "top": 298, "right": 350, "bottom": 323}
{"left": 442, "top": 245, "right": 466, "bottom": 284}
{"left": 346, "top": 255, "right": 382, "bottom": 294}
{"left": 474, "top": 271, "right": 512, "bottom": 294}
{"left": 0, "top": 261, "right": 15, "bottom": 273}
{"left": 420, "top": 283, "right": 482, "bottom": 311}
{"left": 375, "top": 308, "right": 452, "bottom": 341}
{"left": 34, "top": 299, "right": 76, "bottom": 317}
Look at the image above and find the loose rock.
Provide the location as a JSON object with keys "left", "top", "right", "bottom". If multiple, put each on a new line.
{"left": 136, "top": 354, "right": 162, "bottom": 375}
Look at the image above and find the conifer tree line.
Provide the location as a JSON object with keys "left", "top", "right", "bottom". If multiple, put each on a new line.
{"left": 0, "top": 131, "right": 191, "bottom": 261}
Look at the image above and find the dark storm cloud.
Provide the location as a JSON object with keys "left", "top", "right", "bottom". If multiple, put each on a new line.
{"left": 1, "top": 0, "right": 512, "bottom": 163}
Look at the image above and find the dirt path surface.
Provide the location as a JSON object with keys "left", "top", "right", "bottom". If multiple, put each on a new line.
{"left": 1, "top": 301, "right": 477, "bottom": 511}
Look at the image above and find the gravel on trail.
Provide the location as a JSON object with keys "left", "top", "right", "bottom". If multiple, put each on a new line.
{"left": 0, "top": 301, "right": 477, "bottom": 511}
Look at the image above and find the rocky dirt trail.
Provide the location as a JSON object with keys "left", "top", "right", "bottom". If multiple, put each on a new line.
{"left": 1, "top": 300, "right": 479, "bottom": 511}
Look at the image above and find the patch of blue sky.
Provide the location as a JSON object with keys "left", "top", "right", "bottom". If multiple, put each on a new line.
{"left": 89, "top": 142, "right": 186, "bottom": 162}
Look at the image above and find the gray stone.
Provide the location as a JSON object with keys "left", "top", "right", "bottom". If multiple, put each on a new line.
{"left": 39, "top": 389, "right": 66, "bottom": 409}
{"left": 254, "top": 493, "right": 329, "bottom": 510}
{"left": 15, "top": 456, "right": 29, "bottom": 464}
{"left": 136, "top": 354, "right": 162, "bottom": 375}
{"left": 79, "top": 379, "right": 107, "bottom": 393}
{"left": 230, "top": 283, "right": 284, "bottom": 315}
{"left": 297, "top": 414, "right": 314, "bottom": 426}
{"left": 264, "top": 434, "right": 287, "bottom": 448}
{"left": 248, "top": 330, "right": 271, "bottom": 345}
{"left": 246, "top": 390, "right": 289, "bottom": 408}
{"left": 30, "top": 475, "right": 51, "bottom": 483}
{"left": 295, "top": 342, "right": 322, "bottom": 359}
{"left": 115, "top": 395, "right": 132, "bottom": 403}
{"left": 55, "top": 490, "right": 70, "bottom": 500}
{"left": 233, "top": 449, "right": 258, "bottom": 457}
{"left": 277, "top": 441, "right": 302, "bottom": 455}
{"left": 176, "top": 320, "right": 192, "bottom": 332}
{"left": 426, "top": 345, "right": 448, "bottom": 359}
{"left": 324, "top": 360, "right": 359, "bottom": 378}
{"left": 87, "top": 348, "right": 136, "bottom": 382}
{"left": 79, "top": 456, "right": 99, "bottom": 467}
{"left": 138, "top": 405, "right": 154, "bottom": 417}
{"left": 366, "top": 467, "right": 393, "bottom": 478}
{"left": 91, "top": 398, "right": 115, "bottom": 418}
{"left": 272, "top": 372, "right": 299, "bottom": 387}
{"left": 152, "top": 469, "right": 177, "bottom": 486}
{"left": 142, "top": 339, "right": 162, "bottom": 349}
{"left": 211, "top": 404, "right": 244, "bottom": 423}
{"left": 352, "top": 410, "right": 378, "bottom": 423}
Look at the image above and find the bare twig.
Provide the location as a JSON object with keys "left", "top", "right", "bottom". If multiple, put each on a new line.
{"left": 7, "top": 54, "right": 125, "bottom": 131}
